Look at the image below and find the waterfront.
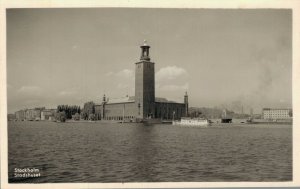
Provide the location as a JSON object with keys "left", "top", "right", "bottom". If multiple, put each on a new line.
{"left": 8, "top": 121, "right": 292, "bottom": 182}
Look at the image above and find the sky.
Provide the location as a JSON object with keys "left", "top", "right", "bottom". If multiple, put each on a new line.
{"left": 7, "top": 8, "right": 292, "bottom": 114}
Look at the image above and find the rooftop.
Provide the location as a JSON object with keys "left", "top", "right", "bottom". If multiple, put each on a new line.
{"left": 95, "top": 96, "right": 183, "bottom": 105}
{"left": 105, "top": 96, "right": 135, "bottom": 104}
{"left": 155, "top": 97, "right": 181, "bottom": 103}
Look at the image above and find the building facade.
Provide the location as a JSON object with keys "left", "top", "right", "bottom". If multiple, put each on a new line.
{"left": 15, "top": 109, "right": 26, "bottom": 121}
{"left": 25, "top": 107, "right": 45, "bottom": 121}
{"left": 7, "top": 114, "right": 16, "bottom": 121}
{"left": 41, "top": 109, "right": 56, "bottom": 121}
{"left": 15, "top": 107, "right": 54, "bottom": 121}
{"left": 262, "top": 108, "right": 292, "bottom": 120}
{"left": 95, "top": 41, "right": 188, "bottom": 122}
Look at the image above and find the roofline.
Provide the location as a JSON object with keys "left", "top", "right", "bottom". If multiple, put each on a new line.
{"left": 135, "top": 61, "right": 154, "bottom": 64}
{"left": 155, "top": 101, "right": 185, "bottom": 105}
{"left": 262, "top": 108, "right": 292, "bottom": 110}
{"left": 106, "top": 101, "right": 135, "bottom": 105}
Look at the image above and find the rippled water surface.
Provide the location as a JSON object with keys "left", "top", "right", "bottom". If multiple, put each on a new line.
{"left": 8, "top": 121, "right": 292, "bottom": 182}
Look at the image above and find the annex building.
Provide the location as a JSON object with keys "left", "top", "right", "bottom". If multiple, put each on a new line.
{"left": 262, "top": 108, "right": 292, "bottom": 120}
{"left": 94, "top": 41, "right": 188, "bottom": 122}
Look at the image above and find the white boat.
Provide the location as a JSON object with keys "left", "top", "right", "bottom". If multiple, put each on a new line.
{"left": 172, "top": 117, "right": 210, "bottom": 126}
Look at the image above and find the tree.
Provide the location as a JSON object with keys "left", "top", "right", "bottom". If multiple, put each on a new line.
{"left": 56, "top": 105, "right": 81, "bottom": 120}
{"left": 73, "top": 113, "right": 80, "bottom": 121}
{"left": 82, "top": 101, "right": 95, "bottom": 120}
{"left": 55, "top": 111, "right": 66, "bottom": 122}
{"left": 88, "top": 114, "right": 96, "bottom": 121}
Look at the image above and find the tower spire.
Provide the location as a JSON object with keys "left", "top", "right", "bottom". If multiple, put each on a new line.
{"left": 140, "top": 39, "right": 150, "bottom": 61}
{"left": 103, "top": 94, "right": 106, "bottom": 102}
{"left": 184, "top": 91, "right": 189, "bottom": 116}
{"left": 143, "top": 39, "right": 148, "bottom": 46}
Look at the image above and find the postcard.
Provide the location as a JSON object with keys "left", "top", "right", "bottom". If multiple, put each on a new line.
{"left": 1, "top": 0, "right": 299, "bottom": 188}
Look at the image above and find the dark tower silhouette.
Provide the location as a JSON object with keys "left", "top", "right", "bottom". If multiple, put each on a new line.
{"left": 102, "top": 94, "right": 106, "bottom": 102}
{"left": 184, "top": 91, "right": 189, "bottom": 116}
{"left": 101, "top": 94, "right": 106, "bottom": 119}
{"left": 135, "top": 40, "right": 155, "bottom": 120}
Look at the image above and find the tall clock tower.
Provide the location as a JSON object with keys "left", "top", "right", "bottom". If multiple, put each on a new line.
{"left": 135, "top": 40, "right": 155, "bottom": 119}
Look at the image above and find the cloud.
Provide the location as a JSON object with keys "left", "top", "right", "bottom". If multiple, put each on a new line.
{"left": 58, "top": 87, "right": 79, "bottom": 96}
{"left": 156, "top": 66, "right": 187, "bottom": 81}
{"left": 115, "top": 69, "right": 134, "bottom": 78}
{"left": 117, "top": 83, "right": 129, "bottom": 89}
{"left": 104, "top": 69, "right": 134, "bottom": 93}
{"left": 105, "top": 72, "right": 114, "bottom": 76}
{"left": 72, "top": 45, "right": 79, "bottom": 50}
{"left": 105, "top": 69, "right": 134, "bottom": 78}
{"left": 17, "top": 86, "right": 42, "bottom": 96}
{"left": 24, "top": 99, "right": 41, "bottom": 105}
{"left": 59, "top": 91, "right": 77, "bottom": 96}
{"left": 158, "top": 83, "right": 189, "bottom": 92}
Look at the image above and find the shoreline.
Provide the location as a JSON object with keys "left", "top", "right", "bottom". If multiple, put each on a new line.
{"left": 8, "top": 119, "right": 293, "bottom": 126}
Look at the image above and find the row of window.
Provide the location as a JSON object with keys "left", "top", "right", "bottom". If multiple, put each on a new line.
{"left": 104, "top": 116, "right": 135, "bottom": 121}
{"left": 265, "top": 115, "right": 288, "bottom": 117}
{"left": 264, "top": 112, "right": 288, "bottom": 114}
{"left": 264, "top": 111, "right": 289, "bottom": 113}
{"left": 264, "top": 115, "right": 290, "bottom": 118}
{"left": 265, "top": 112, "right": 287, "bottom": 113}
{"left": 264, "top": 113, "right": 289, "bottom": 115}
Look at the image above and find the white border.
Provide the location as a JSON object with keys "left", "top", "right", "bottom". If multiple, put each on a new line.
{"left": 1, "top": 0, "right": 299, "bottom": 188}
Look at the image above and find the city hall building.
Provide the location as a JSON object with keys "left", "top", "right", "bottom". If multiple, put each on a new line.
{"left": 95, "top": 41, "right": 188, "bottom": 122}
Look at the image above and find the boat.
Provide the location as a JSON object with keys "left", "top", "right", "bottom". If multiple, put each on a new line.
{"left": 172, "top": 117, "right": 210, "bottom": 126}
{"left": 221, "top": 109, "right": 232, "bottom": 123}
{"left": 245, "top": 117, "right": 257, "bottom": 124}
{"left": 221, "top": 118, "right": 232, "bottom": 123}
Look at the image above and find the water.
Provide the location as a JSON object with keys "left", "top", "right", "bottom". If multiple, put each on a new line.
{"left": 8, "top": 121, "right": 292, "bottom": 182}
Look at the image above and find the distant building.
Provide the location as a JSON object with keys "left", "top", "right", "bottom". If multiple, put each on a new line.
{"left": 15, "top": 109, "right": 26, "bottom": 121}
{"left": 252, "top": 113, "right": 262, "bottom": 119}
{"left": 25, "top": 107, "right": 45, "bottom": 121}
{"left": 262, "top": 108, "right": 292, "bottom": 120}
{"left": 94, "top": 41, "right": 188, "bottom": 122}
{"left": 7, "top": 114, "right": 16, "bottom": 121}
{"left": 41, "top": 109, "right": 56, "bottom": 121}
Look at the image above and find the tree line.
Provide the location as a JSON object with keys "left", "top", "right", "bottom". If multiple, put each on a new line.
{"left": 55, "top": 102, "right": 98, "bottom": 122}
{"left": 56, "top": 105, "right": 81, "bottom": 120}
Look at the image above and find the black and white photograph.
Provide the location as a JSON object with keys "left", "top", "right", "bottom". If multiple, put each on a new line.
{"left": 1, "top": 0, "right": 300, "bottom": 188}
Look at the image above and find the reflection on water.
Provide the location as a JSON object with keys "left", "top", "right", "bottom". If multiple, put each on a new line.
{"left": 8, "top": 122, "right": 292, "bottom": 182}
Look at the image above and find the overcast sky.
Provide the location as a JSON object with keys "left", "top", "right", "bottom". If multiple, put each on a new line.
{"left": 7, "top": 8, "right": 292, "bottom": 114}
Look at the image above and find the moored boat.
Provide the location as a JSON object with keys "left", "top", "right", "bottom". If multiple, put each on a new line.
{"left": 172, "top": 117, "right": 210, "bottom": 126}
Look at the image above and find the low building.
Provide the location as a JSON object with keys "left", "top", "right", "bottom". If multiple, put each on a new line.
{"left": 7, "top": 114, "right": 16, "bottom": 121}
{"left": 41, "top": 109, "right": 56, "bottom": 121}
{"left": 95, "top": 96, "right": 136, "bottom": 121}
{"left": 15, "top": 109, "right": 26, "bottom": 121}
{"left": 95, "top": 96, "right": 186, "bottom": 121}
{"left": 262, "top": 108, "right": 292, "bottom": 120}
{"left": 25, "top": 107, "right": 45, "bottom": 121}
